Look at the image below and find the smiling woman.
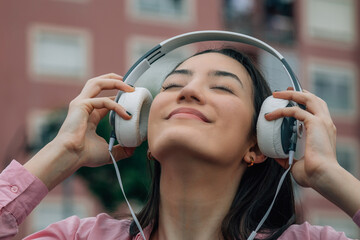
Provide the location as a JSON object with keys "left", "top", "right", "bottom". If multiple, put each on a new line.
{"left": 1, "top": 48, "right": 360, "bottom": 240}
{"left": 142, "top": 49, "right": 294, "bottom": 240}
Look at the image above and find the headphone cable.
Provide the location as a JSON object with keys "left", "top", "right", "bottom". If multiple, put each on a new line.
{"left": 109, "top": 131, "right": 147, "bottom": 240}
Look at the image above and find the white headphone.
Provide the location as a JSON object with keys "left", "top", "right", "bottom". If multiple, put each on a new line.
{"left": 109, "top": 30, "right": 305, "bottom": 160}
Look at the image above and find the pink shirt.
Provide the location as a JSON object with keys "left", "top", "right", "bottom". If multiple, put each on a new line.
{"left": 0, "top": 160, "right": 359, "bottom": 240}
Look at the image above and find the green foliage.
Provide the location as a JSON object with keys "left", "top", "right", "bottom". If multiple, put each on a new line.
{"left": 76, "top": 114, "right": 151, "bottom": 212}
{"left": 30, "top": 109, "right": 67, "bottom": 152}
{"left": 33, "top": 109, "right": 151, "bottom": 212}
{"left": 76, "top": 142, "right": 151, "bottom": 212}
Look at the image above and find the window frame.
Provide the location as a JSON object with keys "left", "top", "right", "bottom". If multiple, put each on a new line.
{"left": 308, "top": 59, "right": 357, "bottom": 119}
{"left": 126, "top": 0, "right": 194, "bottom": 25}
{"left": 28, "top": 23, "right": 93, "bottom": 84}
{"left": 303, "top": 0, "right": 357, "bottom": 47}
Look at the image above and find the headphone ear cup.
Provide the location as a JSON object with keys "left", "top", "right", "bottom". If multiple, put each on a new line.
{"left": 114, "top": 87, "right": 153, "bottom": 147}
{"left": 257, "top": 96, "right": 290, "bottom": 159}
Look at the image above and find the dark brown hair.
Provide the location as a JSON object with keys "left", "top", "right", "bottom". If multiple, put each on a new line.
{"left": 130, "top": 48, "right": 296, "bottom": 239}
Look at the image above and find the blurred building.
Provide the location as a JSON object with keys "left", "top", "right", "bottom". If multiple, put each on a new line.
{"left": 1, "top": 0, "right": 359, "bottom": 238}
{"left": 225, "top": 0, "right": 360, "bottom": 237}
{"left": 0, "top": 0, "right": 222, "bottom": 238}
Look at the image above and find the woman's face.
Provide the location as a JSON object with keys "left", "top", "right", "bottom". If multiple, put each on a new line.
{"left": 148, "top": 52, "right": 255, "bottom": 166}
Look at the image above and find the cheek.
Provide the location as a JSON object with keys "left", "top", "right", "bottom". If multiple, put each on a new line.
{"left": 215, "top": 100, "right": 254, "bottom": 150}
{"left": 219, "top": 99, "right": 253, "bottom": 130}
{"left": 147, "top": 94, "right": 169, "bottom": 148}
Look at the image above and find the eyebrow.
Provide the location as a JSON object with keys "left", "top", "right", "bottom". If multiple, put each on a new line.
{"left": 210, "top": 70, "right": 243, "bottom": 88}
{"left": 165, "top": 69, "right": 243, "bottom": 88}
{"left": 165, "top": 69, "right": 193, "bottom": 79}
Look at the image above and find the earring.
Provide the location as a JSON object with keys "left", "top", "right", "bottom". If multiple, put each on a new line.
{"left": 147, "top": 149, "right": 155, "bottom": 161}
{"left": 248, "top": 156, "right": 255, "bottom": 167}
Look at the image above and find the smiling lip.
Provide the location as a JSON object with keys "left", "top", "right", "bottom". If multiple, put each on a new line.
{"left": 167, "top": 107, "right": 210, "bottom": 123}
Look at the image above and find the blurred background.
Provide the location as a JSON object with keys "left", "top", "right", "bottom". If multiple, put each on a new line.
{"left": 0, "top": 0, "right": 359, "bottom": 238}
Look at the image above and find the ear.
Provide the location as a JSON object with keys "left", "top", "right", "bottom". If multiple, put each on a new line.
{"left": 243, "top": 138, "right": 267, "bottom": 166}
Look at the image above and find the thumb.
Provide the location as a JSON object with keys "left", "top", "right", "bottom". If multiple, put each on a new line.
{"left": 274, "top": 158, "right": 290, "bottom": 169}
{"left": 111, "top": 145, "right": 136, "bottom": 161}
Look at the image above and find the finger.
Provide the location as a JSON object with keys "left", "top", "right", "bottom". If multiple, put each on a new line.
{"left": 273, "top": 90, "right": 328, "bottom": 116}
{"left": 97, "top": 73, "right": 123, "bottom": 80}
{"left": 86, "top": 108, "right": 110, "bottom": 129}
{"left": 80, "top": 97, "right": 132, "bottom": 120}
{"left": 93, "top": 108, "right": 110, "bottom": 121}
{"left": 111, "top": 145, "right": 136, "bottom": 161}
{"left": 265, "top": 105, "right": 313, "bottom": 123}
{"left": 80, "top": 78, "right": 134, "bottom": 98}
{"left": 88, "top": 96, "right": 118, "bottom": 123}
{"left": 286, "top": 87, "right": 309, "bottom": 93}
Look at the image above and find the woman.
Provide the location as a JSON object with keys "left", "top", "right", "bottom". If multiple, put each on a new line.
{"left": 1, "top": 49, "right": 359, "bottom": 240}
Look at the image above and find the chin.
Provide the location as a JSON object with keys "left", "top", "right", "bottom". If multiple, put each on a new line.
{"left": 149, "top": 127, "right": 209, "bottom": 160}
{"left": 148, "top": 128, "right": 234, "bottom": 166}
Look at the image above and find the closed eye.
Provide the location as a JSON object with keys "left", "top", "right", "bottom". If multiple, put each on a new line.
{"left": 211, "top": 86, "right": 234, "bottom": 94}
{"left": 161, "top": 83, "right": 183, "bottom": 91}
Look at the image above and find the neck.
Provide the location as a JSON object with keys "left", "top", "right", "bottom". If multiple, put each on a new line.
{"left": 151, "top": 155, "right": 247, "bottom": 240}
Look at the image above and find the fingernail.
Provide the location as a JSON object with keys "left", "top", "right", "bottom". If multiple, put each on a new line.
{"left": 127, "top": 84, "right": 135, "bottom": 92}
{"left": 126, "top": 111, "right": 132, "bottom": 116}
{"left": 264, "top": 112, "right": 270, "bottom": 116}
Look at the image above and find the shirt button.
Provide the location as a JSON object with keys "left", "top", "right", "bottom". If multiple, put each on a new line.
{"left": 10, "top": 185, "right": 19, "bottom": 193}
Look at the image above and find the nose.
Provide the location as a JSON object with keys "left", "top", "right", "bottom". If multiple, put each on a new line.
{"left": 176, "top": 81, "right": 206, "bottom": 105}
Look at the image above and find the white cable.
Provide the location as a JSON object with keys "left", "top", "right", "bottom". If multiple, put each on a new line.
{"left": 109, "top": 149, "right": 147, "bottom": 240}
{"left": 109, "top": 131, "right": 294, "bottom": 240}
{"left": 247, "top": 150, "right": 294, "bottom": 240}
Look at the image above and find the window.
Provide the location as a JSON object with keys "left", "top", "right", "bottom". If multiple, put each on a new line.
{"left": 224, "top": 0, "right": 295, "bottom": 44}
{"left": 27, "top": 109, "right": 67, "bottom": 153}
{"left": 138, "top": 0, "right": 184, "bottom": 16}
{"left": 310, "top": 63, "right": 356, "bottom": 117}
{"left": 305, "top": 0, "right": 356, "bottom": 43}
{"left": 29, "top": 25, "right": 92, "bottom": 81}
{"left": 224, "top": 0, "right": 256, "bottom": 35}
{"left": 127, "top": 0, "right": 193, "bottom": 24}
{"left": 263, "top": 0, "right": 295, "bottom": 44}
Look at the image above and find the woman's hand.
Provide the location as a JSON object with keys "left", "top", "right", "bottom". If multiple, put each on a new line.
{"left": 57, "top": 73, "right": 135, "bottom": 168}
{"left": 25, "top": 73, "right": 135, "bottom": 190}
{"left": 265, "top": 89, "right": 360, "bottom": 217}
{"left": 265, "top": 89, "right": 337, "bottom": 188}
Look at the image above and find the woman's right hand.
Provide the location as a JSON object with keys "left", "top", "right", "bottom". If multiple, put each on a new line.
{"left": 24, "top": 73, "right": 135, "bottom": 190}
{"left": 56, "top": 73, "right": 135, "bottom": 168}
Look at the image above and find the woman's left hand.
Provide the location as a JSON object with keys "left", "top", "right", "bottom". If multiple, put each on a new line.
{"left": 265, "top": 89, "right": 338, "bottom": 188}
{"left": 265, "top": 89, "right": 360, "bottom": 217}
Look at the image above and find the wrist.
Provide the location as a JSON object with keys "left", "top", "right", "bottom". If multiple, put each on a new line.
{"left": 311, "top": 162, "right": 360, "bottom": 217}
{"left": 24, "top": 137, "right": 82, "bottom": 190}
{"left": 310, "top": 161, "right": 342, "bottom": 192}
